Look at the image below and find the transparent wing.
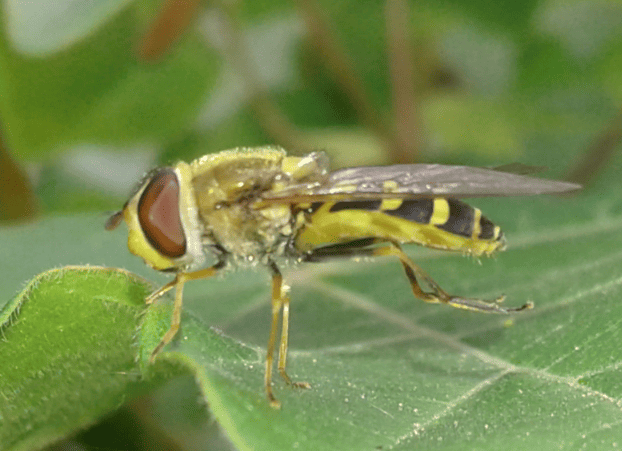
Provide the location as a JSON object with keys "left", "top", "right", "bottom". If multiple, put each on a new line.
{"left": 258, "top": 163, "right": 581, "bottom": 205}
{"left": 489, "top": 162, "right": 548, "bottom": 175}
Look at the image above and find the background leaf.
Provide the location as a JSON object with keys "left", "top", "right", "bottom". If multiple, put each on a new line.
{"left": 0, "top": 3, "right": 220, "bottom": 157}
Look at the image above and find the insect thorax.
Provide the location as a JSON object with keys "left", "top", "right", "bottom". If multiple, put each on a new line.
{"left": 187, "top": 148, "right": 324, "bottom": 263}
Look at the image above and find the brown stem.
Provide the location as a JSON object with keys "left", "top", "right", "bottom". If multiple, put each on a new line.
{"left": 0, "top": 131, "right": 38, "bottom": 222}
{"left": 565, "top": 108, "right": 622, "bottom": 186}
{"left": 295, "top": 0, "right": 395, "bottom": 155}
{"left": 136, "top": 0, "right": 201, "bottom": 62}
{"left": 385, "top": 0, "right": 420, "bottom": 163}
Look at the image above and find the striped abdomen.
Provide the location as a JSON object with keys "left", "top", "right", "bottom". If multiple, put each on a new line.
{"left": 295, "top": 198, "right": 505, "bottom": 256}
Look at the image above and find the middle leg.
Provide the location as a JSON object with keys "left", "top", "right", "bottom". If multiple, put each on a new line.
{"left": 265, "top": 260, "right": 310, "bottom": 408}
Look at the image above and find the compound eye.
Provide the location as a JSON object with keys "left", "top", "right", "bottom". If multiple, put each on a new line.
{"left": 138, "top": 169, "right": 187, "bottom": 258}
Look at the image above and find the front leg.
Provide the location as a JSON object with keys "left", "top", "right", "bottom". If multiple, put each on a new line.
{"left": 149, "top": 263, "right": 225, "bottom": 362}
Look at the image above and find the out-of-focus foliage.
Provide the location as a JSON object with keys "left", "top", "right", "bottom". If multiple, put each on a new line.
{"left": 1, "top": 0, "right": 620, "bottom": 214}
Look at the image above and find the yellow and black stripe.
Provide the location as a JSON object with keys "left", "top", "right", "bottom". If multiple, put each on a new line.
{"left": 295, "top": 198, "right": 504, "bottom": 256}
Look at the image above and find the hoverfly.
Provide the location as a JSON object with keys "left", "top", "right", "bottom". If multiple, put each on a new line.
{"left": 105, "top": 146, "right": 581, "bottom": 408}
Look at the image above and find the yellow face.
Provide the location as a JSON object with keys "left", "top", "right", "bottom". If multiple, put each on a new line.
{"left": 105, "top": 162, "right": 204, "bottom": 271}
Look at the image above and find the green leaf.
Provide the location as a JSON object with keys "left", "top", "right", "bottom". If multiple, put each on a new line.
{"left": 429, "top": 0, "right": 540, "bottom": 33}
{"left": 0, "top": 4, "right": 220, "bottom": 158}
{"left": 4, "top": 0, "right": 132, "bottom": 56}
{"left": 2, "top": 176, "right": 622, "bottom": 450}
{"left": 0, "top": 267, "right": 156, "bottom": 450}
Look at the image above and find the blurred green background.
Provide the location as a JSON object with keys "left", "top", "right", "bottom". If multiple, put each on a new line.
{"left": 3, "top": 0, "right": 619, "bottom": 221}
{"left": 1, "top": 0, "right": 622, "bottom": 450}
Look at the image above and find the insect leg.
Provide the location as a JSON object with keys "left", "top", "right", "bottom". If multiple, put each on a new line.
{"left": 265, "top": 261, "right": 283, "bottom": 408}
{"left": 266, "top": 260, "right": 310, "bottom": 408}
{"left": 304, "top": 239, "right": 531, "bottom": 313}
{"left": 372, "top": 242, "right": 533, "bottom": 313}
{"left": 149, "top": 260, "right": 226, "bottom": 362}
{"left": 278, "top": 287, "right": 311, "bottom": 390}
{"left": 146, "top": 245, "right": 229, "bottom": 305}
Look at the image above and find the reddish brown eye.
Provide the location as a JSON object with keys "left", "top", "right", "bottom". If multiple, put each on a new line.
{"left": 138, "top": 169, "right": 187, "bottom": 258}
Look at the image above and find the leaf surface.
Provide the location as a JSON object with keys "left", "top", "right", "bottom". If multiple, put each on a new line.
{"left": 2, "top": 186, "right": 621, "bottom": 449}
